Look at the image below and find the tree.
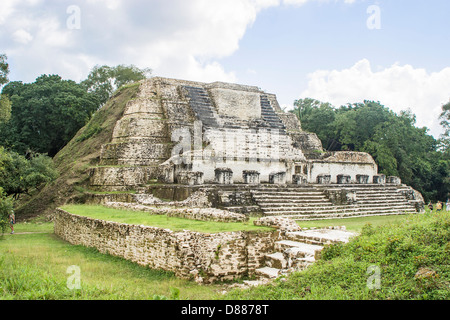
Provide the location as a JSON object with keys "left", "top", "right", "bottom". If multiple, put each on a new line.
{"left": 438, "top": 101, "right": 450, "bottom": 154}
{"left": 0, "top": 187, "right": 14, "bottom": 235}
{"left": 0, "top": 94, "right": 11, "bottom": 122}
{"left": 0, "top": 53, "right": 9, "bottom": 87}
{"left": 81, "top": 64, "right": 151, "bottom": 107}
{"left": 0, "top": 147, "right": 58, "bottom": 200}
{"left": 0, "top": 75, "right": 99, "bottom": 156}
{"left": 292, "top": 99, "right": 449, "bottom": 201}
{"left": 292, "top": 98, "right": 338, "bottom": 150}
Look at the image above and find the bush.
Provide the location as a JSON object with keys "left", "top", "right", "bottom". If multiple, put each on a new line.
{"left": 224, "top": 212, "right": 450, "bottom": 300}
{"left": 0, "top": 187, "right": 13, "bottom": 235}
{"left": 0, "top": 148, "right": 58, "bottom": 199}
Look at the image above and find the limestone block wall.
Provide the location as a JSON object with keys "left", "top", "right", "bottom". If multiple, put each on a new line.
{"left": 100, "top": 141, "right": 172, "bottom": 166}
{"left": 88, "top": 166, "right": 161, "bottom": 191}
{"left": 209, "top": 87, "right": 262, "bottom": 120}
{"left": 87, "top": 77, "right": 381, "bottom": 190}
{"left": 308, "top": 160, "right": 378, "bottom": 184}
{"left": 54, "top": 209, "right": 277, "bottom": 283}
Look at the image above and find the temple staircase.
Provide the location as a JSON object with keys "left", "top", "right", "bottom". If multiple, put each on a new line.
{"left": 255, "top": 227, "right": 356, "bottom": 280}
{"left": 251, "top": 184, "right": 417, "bottom": 221}
{"left": 183, "top": 86, "right": 221, "bottom": 128}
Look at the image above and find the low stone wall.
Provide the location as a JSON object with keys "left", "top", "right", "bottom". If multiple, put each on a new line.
{"left": 53, "top": 209, "right": 277, "bottom": 283}
{"left": 253, "top": 216, "right": 302, "bottom": 232}
{"left": 103, "top": 201, "right": 249, "bottom": 223}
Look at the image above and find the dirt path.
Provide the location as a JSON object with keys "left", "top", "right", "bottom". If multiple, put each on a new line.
{"left": 3, "top": 231, "right": 50, "bottom": 235}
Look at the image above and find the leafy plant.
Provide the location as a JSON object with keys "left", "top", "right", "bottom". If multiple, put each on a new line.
{"left": 0, "top": 187, "right": 13, "bottom": 235}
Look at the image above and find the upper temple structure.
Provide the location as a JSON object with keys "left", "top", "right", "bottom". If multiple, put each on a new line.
{"left": 87, "top": 77, "right": 425, "bottom": 219}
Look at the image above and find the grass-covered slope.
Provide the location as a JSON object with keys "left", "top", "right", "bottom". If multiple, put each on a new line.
{"left": 225, "top": 212, "right": 450, "bottom": 300}
{"left": 60, "top": 204, "right": 272, "bottom": 233}
{"left": 15, "top": 83, "right": 141, "bottom": 220}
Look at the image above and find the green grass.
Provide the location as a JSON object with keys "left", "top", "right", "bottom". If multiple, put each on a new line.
{"left": 60, "top": 204, "right": 272, "bottom": 233}
{"left": 296, "top": 214, "right": 410, "bottom": 232}
{"left": 0, "top": 221, "right": 225, "bottom": 300}
{"left": 3, "top": 210, "right": 449, "bottom": 300}
{"left": 224, "top": 211, "right": 450, "bottom": 300}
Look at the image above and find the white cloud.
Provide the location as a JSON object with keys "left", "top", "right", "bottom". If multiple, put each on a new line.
{"left": 282, "top": 0, "right": 356, "bottom": 5}
{"left": 1, "top": 0, "right": 281, "bottom": 84}
{"left": 300, "top": 59, "right": 450, "bottom": 137}
{"left": 12, "top": 29, "right": 33, "bottom": 44}
{"left": 1, "top": 0, "right": 360, "bottom": 85}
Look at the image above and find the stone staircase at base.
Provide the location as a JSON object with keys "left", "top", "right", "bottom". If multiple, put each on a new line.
{"left": 251, "top": 185, "right": 417, "bottom": 221}
{"left": 255, "top": 228, "right": 356, "bottom": 279}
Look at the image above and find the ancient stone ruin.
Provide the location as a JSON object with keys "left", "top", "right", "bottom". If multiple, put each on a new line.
{"left": 55, "top": 76, "right": 426, "bottom": 283}
{"left": 87, "top": 76, "right": 424, "bottom": 217}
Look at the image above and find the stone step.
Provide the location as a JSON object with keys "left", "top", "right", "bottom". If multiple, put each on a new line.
{"left": 355, "top": 188, "right": 402, "bottom": 192}
{"left": 253, "top": 190, "right": 326, "bottom": 195}
{"left": 258, "top": 202, "right": 337, "bottom": 208}
{"left": 261, "top": 206, "right": 360, "bottom": 213}
{"left": 265, "top": 252, "right": 287, "bottom": 269}
{"left": 356, "top": 196, "right": 407, "bottom": 201}
{"left": 268, "top": 208, "right": 416, "bottom": 217}
{"left": 260, "top": 203, "right": 415, "bottom": 211}
{"left": 259, "top": 202, "right": 415, "bottom": 211}
{"left": 275, "top": 240, "right": 323, "bottom": 257}
{"left": 286, "top": 229, "right": 356, "bottom": 245}
{"left": 288, "top": 211, "right": 415, "bottom": 221}
{"left": 355, "top": 203, "right": 416, "bottom": 209}
{"left": 255, "top": 267, "right": 280, "bottom": 279}
{"left": 252, "top": 193, "right": 328, "bottom": 198}
{"left": 253, "top": 195, "right": 329, "bottom": 201}
{"left": 356, "top": 192, "right": 406, "bottom": 196}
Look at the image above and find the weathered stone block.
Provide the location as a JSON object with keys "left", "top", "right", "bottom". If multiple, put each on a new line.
{"left": 269, "top": 171, "right": 286, "bottom": 184}
{"left": 316, "top": 174, "right": 331, "bottom": 184}
{"left": 337, "top": 174, "right": 351, "bottom": 184}
{"left": 243, "top": 170, "right": 260, "bottom": 184}
{"left": 292, "top": 174, "right": 307, "bottom": 185}
{"left": 176, "top": 171, "right": 204, "bottom": 185}
{"left": 215, "top": 168, "right": 233, "bottom": 184}
{"left": 100, "top": 141, "right": 172, "bottom": 166}
{"left": 124, "top": 98, "right": 164, "bottom": 115}
{"left": 387, "top": 176, "right": 401, "bottom": 184}
{"left": 324, "top": 189, "right": 356, "bottom": 205}
{"left": 373, "top": 174, "right": 386, "bottom": 184}
{"left": 356, "top": 174, "right": 369, "bottom": 184}
{"left": 89, "top": 166, "right": 160, "bottom": 187}
{"left": 112, "top": 116, "right": 168, "bottom": 140}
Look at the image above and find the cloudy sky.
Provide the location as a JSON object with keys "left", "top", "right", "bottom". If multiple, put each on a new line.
{"left": 1, "top": 0, "right": 449, "bottom": 137}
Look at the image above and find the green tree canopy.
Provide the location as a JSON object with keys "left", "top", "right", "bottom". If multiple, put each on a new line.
{"left": 0, "top": 186, "right": 14, "bottom": 234}
{"left": 439, "top": 101, "right": 450, "bottom": 153}
{"left": 0, "top": 94, "right": 11, "bottom": 122}
{"left": 292, "top": 99, "right": 449, "bottom": 201}
{"left": 0, "top": 53, "right": 9, "bottom": 86}
{"left": 292, "top": 98, "right": 337, "bottom": 150}
{"left": 0, "top": 147, "right": 58, "bottom": 200}
{"left": 0, "top": 74, "right": 99, "bottom": 156}
{"left": 81, "top": 64, "right": 151, "bottom": 107}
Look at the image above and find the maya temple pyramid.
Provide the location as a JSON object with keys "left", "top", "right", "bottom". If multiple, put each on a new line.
{"left": 53, "top": 76, "right": 428, "bottom": 282}
{"left": 84, "top": 76, "right": 425, "bottom": 220}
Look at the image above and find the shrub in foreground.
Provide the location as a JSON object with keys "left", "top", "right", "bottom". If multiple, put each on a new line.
{"left": 225, "top": 212, "right": 450, "bottom": 300}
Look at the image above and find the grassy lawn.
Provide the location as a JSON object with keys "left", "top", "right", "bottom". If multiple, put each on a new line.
{"left": 0, "top": 221, "right": 225, "bottom": 300}
{"left": 296, "top": 214, "right": 411, "bottom": 232}
{"left": 60, "top": 204, "right": 273, "bottom": 233}
{"left": 3, "top": 206, "right": 447, "bottom": 300}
